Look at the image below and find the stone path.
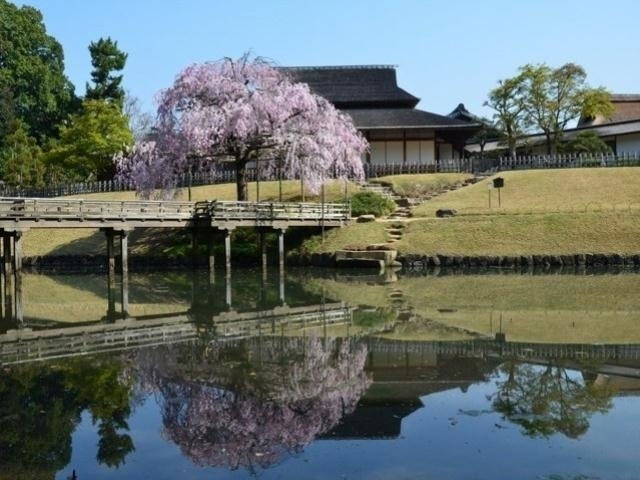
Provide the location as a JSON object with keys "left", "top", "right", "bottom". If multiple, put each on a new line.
{"left": 356, "top": 176, "right": 483, "bottom": 256}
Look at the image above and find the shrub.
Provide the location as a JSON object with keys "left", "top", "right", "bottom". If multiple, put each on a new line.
{"left": 350, "top": 191, "right": 395, "bottom": 217}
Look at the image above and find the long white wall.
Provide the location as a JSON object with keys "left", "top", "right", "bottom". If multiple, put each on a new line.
{"left": 369, "top": 140, "right": 435, "bottom": 165}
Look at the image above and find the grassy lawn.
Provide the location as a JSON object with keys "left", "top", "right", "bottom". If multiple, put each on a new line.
{"left": 413, "top": 168, "right": 640, "bottom": 217}
{"left": 307, "top": 168, "right": 640, "bottom": 256}
{"left": 306, "top": 211, "right": 640, "bottom": 256}
{"left": 372, "top": 173, "right": 471, "bottom": 197}
{"left": 397, "top": 212, "right": 640, "bottom": 255}
{"left": 305, "top": 221, "right": 388, "bottom": 253}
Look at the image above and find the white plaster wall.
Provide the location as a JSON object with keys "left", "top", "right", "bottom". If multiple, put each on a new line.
{"left": 369, "top": 140, "right": 435, "bottom": 165}
{"left": 370, "top": 142, "right": 386, "bottom": 165}
{"left": 420, "top": 140, "right": 435, "bottom": 164}
{"left": 386, "top": 141, "right": 403, "bottom": 165}
{"left": 406, "top": 141, "right": 421, "bottom": 163}
{"left": 617, "top": 132, "right": 640, "bottom": 154}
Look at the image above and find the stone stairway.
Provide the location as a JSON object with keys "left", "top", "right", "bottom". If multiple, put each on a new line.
{"left": 363, "top": 176, "right": 481, "bottom": 221}
{"left": 384, "top": 222, "right": 406, "bottom": 244}
{"left": 347, "top": 176, "right": 484, "bottom": 267}
{"left": 361, "top": 182, "right": 397, "bottom": 199}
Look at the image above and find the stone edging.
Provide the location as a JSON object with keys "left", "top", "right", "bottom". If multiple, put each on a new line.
{"left": 399, "top": 253, "right": 640, "bottom": 269}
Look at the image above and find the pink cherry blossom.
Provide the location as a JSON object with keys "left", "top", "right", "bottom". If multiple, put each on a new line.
{"left": 117, "top": 54, "right": 368, "bottom": 199}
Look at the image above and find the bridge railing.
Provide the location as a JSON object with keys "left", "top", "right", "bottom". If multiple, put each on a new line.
{"left": 0, "top": 197, "right": 196, "bottom": 221}
{"left": 198, "top": 200, "right": 351, "bottom": 222}
{"left": 0, "top": 197, "right": 351, "bottom": 223}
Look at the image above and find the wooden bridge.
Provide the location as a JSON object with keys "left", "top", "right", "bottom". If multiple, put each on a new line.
{"left": 0, "top": 197, "right": 351, "bottom": 283}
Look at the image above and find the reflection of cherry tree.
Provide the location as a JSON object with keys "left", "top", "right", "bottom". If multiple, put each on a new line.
{"left": 492, "top": 360, "right": 614, "bottom": 438}
{"left": 132, "top": 337, "right": 370, "bottom": 471}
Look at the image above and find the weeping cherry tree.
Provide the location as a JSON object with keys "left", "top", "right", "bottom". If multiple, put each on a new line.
{"left": 117, "top": 54, "right": 368, "bottom": 200}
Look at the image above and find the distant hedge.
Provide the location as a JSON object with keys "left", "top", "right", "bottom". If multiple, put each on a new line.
{"left": 350, "top": 191, "right": 395, "bottom": 217}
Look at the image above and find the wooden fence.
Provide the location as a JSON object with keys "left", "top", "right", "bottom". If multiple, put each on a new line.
{"left": 2, "top": 153, "right": 638, "bottom": 199}
{"left": 363, "top": 158, "right": 473, "bottom": 178}
{"left": 498, "top": 152, "right": 640, "bottom": 171}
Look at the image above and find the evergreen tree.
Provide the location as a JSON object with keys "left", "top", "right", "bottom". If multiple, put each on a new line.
{"left": 85, "top": 37, "right": 128, "bottom": 107}
{"left": 0, "top": 0, "right": 78, "bottom": 143}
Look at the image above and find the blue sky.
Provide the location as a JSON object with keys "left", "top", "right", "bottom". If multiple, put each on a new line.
{"left": 21, "top": 0, "right": 640, "bottom": 119}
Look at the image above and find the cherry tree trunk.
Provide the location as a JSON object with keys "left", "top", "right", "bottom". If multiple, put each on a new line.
{"left": 235, "top": 159, "right": 249, "bottom": 201}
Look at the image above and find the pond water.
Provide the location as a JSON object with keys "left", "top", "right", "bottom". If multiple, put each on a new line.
{"left": 1, "top": 268, "right": 640, "bottom": 480}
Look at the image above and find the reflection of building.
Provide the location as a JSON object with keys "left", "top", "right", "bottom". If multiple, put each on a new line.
{"left": 323, "top": 339, "right": 640, "bottom": 440}
{"left": 322, "top": 339, "right": 497, "bottom": 439}
{"left": 284, "top": 66, "right": 480, "bottom": 166}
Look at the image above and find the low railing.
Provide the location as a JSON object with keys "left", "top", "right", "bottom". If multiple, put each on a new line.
{"left": 0, "top": 198, "right": 196, "bottom": 222}
{"left": 0, "top": 197, "right": 351, "bottom": 224}
{"left": 201, "top": 200, "right": 351, "bottom": 222}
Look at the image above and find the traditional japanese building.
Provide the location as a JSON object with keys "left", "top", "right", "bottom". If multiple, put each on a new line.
{"left": 284, "top": 65, "right": 481, "bottom": 166}
{"left": 467, "top": 93, "right": 640, "bottom": 155}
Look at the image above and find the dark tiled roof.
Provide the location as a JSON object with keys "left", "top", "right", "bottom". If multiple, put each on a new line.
{"left": 448, "top": 103, "right": 484, "bottom": 123}
{"left": 281, "top": 65, "right": 420, "bottom": 109}
{"left": 344, "top": 108, "right": 481, "bottom": 129}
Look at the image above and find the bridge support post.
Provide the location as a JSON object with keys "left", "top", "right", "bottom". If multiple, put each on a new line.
{"left": 279, "top": 268, "right": 286, "bottom": 305}
{"left": 207, "top": 230, "right": 215, "bottom": 285}
{"left": 119, "top": 231, "right": 129, "bottom": 318}
{"left": 12, "top": 231, "right": 23, "bottom": 275}
{"left": 3, "top": 235, "right": 12, "bottom": 277}
{"left": 224, "top": 229, "right": 232, "bottom": 276}
{"left": 277, "top": 229, "right": 286, "bottom": 271}
{"left": 105, "top": 229, "right": 115, "bottom": 278}
{"left": 225, "top": 271, "right": 232, "bottom": 309}
{"left": 260, "top": 230, "right": 267, "bottom": 276}
{"left": 12, "top": 232, "right": 23, "bottom": 326}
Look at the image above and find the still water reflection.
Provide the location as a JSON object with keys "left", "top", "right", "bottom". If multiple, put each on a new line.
{"left": 1, "top": 268, "right": 639, "bottom": 479}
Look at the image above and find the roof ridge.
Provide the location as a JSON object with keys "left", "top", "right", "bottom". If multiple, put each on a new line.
{"left": 281, "top": 65, "right": 398, "bottom": 71}
{"left": 611, "top": 94, "right": 640, "bottom": 101}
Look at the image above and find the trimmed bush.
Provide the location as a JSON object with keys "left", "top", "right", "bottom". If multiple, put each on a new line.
{"left": 350, "top": 191, "right": 395, "bottom": 218}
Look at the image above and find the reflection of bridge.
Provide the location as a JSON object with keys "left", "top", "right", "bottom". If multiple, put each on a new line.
{"left": 0, "top": 302, "right": 352, "bottom": 365}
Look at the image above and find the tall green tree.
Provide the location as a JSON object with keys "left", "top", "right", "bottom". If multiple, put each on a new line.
{"left": 45, "top": 99, "right": 133, "bottom": 181}
{"left": 0, "top": 0, "right": 78, "bottom": 143}
{"left": 0, "top": 119, "right": 45, "bottom": 186}
{"left": 520, "top": 63, "right": 614, "bottom": 154}
{"left": 485, "top": 75, "right": 527, "bottom": 159}
{"left": 85, "top": 37, "right": 128, "bottom": 107}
